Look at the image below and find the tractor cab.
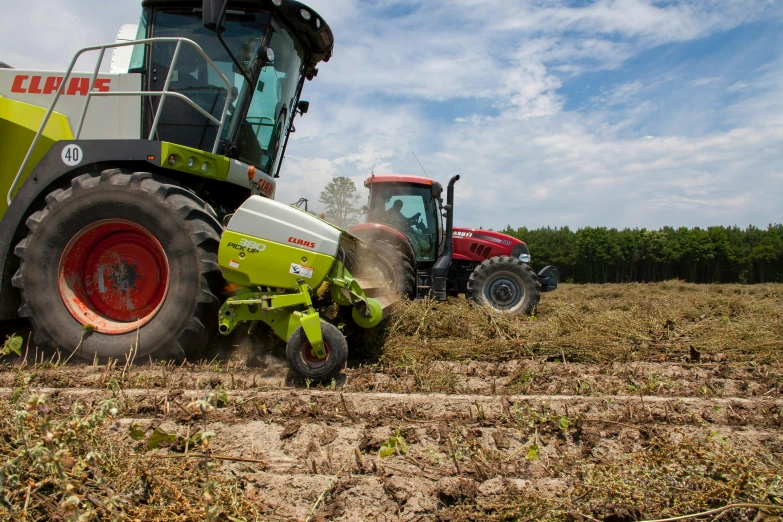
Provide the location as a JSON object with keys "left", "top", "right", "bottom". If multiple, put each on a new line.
{"left": 353, "top": 174, "right": 558, "bottom": 316}
{"left": 364, "top": 175, "right": 443, "bottom": 262}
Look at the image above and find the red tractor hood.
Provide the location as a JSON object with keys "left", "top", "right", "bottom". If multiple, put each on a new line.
{"left": 452, "top": 228, "right": 528, "bottom": 263}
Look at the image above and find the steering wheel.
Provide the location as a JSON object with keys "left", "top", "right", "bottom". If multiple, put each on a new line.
{"left": 406, "top": 212, "right": 422, "bottom": 225}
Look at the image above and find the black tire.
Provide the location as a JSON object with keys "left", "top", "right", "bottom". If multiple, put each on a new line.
{"left": 467, "top": 256, "right": 540, "bottom": 316}
{"left": 12, "top": 169, "right": 224, "bottom": 361}
{"left": 286, "top": 321, "right": 348, "bottom": 380}
{"left": 369, "top": 240, "right": 415, "bottom": 298}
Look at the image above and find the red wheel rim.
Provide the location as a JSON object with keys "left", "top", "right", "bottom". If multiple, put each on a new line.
{"left": 59, "top": 220, "right": 170, "bottom": 334}
{"left": 300, "top": 340, "right": 331, "bottom": 369}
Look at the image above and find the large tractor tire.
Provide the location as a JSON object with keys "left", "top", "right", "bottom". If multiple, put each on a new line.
{"left": 367, "top": 240, "right": 415, "bottom": 298}
{"left": 467, "top": 256, "right": 540, "bottom": 316}
{"left": 12, "top": 169, "right": 224, "bottom": 361}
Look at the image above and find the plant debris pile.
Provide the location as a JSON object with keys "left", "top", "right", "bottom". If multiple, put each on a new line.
{"left": 382, "top": 282, "right": 783, "bottom": 365}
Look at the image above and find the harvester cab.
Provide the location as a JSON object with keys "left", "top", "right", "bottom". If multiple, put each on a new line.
{"left": 352, "top": 174, "right": 559, "bottom": 316}
{"left": 0, "top": 0, "right": 333, "bottom": 362}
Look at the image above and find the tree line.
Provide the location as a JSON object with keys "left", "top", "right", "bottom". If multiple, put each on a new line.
{"left": 501, "top": 225, "right": 783, "bottom": 284}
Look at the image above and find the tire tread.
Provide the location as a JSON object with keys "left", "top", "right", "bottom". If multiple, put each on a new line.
{"left": 467, "top": 256, "right": 540, "bottom": 315}
{"left": 13, "top": 169, "right": 224, "bottom": 360}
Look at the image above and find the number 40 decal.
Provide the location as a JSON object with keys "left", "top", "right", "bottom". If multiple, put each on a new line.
{"left": 61, "top": 144, "right": 83, "bottom": 167}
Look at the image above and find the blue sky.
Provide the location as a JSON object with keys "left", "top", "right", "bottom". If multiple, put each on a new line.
{"left": 2, "top": 0, "right": 781, "bottom": 230}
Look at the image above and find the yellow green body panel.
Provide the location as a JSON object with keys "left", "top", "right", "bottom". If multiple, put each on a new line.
{"left": 218, "top": 229, "right": 336, "bottom": 290}
{"left": 218, "top": 282, "right": 325, "bottom": 356}
{"left": 0, "top": 96, "right": 73, "bottom": 217}
{"left": 159, "top": 142, "right": 230, "bottom": 181}
{"left": 217, "top": 257, "right": 385, "bottom": 358}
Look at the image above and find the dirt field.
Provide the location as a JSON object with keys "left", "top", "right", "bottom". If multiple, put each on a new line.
{"left": 1, "top": 282, "right": 782, "bottom": 521}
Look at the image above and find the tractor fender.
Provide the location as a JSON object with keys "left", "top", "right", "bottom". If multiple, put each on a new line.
{"left": 0, "top": 139, "right": 163, "bottom": 320}
{"left": 349, "top": 223, "right": 416, "bottom": 266}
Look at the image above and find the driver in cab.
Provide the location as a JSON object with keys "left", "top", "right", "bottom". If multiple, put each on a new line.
{"left": 386, "top": 200, "right": 421, "bottom": 230}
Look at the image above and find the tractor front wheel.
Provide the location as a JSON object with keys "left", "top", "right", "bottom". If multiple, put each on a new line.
{"left": 286, "top": 321, "right": 348, "bottom": 380}
{"left": 467, "top": 256, "right": 540, "bottom": 316}
{"left": 12, "top": 170, "right": 224, "bottom": 361}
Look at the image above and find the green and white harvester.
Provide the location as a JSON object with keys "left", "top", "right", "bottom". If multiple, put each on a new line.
{"left": 0, "top": 0, "right": 398, "bottom": 379}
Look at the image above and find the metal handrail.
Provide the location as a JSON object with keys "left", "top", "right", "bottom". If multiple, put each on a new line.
{"left": 7, "top": 37, "right": 233, "bottom": 206}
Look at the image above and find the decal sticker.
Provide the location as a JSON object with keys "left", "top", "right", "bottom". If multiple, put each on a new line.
{"left": 61, "top": 144, "right": 83, "bottom": 167}
{"left": 226, "top": 237, "right": 267, "bottom": 254}
{"left": 288, "top": 236, "right": 317, "bottom": 249}
{"left": 229, "top": 260, "right": 240, "bottom": 269}
{"left": 11, "top": 74, "right": 111, "bottom": 96}
{"left": 255, "top": 179, "right": 275, "bottom": 196}
{"left": 289, "top": 263, "right": 314, "bottom": 279}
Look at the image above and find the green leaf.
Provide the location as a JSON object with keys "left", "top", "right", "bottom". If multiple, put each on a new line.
{"left": 148, "top": 427, "right": 177, "bottom": 450}
{"left": 379, "top": 432, "right": 407, "bottom": 459}
{"left": 379, "top": 446, "right": 396, "bottom": 459}
{"left": 2, "top": 334, "right": 23, "bottom": 356}
{"left": 525, "top": 444, "right": 540, "bottom": 461}
{"left": 128, "top": 422, "right": 146, "bottom": 441}
{"left": 558, "top": 417, "right": 570, "bottom": 431}
{"left": 215, "top": 390, "right": 229, "bottom": 408}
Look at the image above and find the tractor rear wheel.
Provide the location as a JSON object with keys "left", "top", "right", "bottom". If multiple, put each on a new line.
{"left": 286, "top": 321, "right": 348, "bottom": 380}
{"left": 467, "top": 256, "right": 540, "bottom": 315}
{"left": 368, "top": 240, "right": 415, "bottom": 298}
{"left": 12, "top": 169, "right": 224, "bottom": 361}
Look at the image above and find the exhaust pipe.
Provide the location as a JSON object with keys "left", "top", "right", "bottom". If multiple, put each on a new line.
{"left": 430, "top": 175, "right": 460, "bottom": 300}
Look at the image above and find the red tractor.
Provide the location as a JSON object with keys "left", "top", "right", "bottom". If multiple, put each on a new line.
{"left": 350, "top": 174, "right": 558, "bottom": 315}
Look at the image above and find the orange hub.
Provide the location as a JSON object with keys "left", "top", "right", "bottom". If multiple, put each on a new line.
{"left": 300, "top": 340, "right": 331, "bottom": 368}
{"left": 59, "top": 220, "right": 170, "bottom": 334}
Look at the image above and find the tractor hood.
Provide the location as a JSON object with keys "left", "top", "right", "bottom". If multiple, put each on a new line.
{"left": 452, "top": 228, "right": 530, "bottom": 263}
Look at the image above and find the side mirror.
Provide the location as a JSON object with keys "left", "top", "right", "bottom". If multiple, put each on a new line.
{"left": 297, "top": 100, "right": 310, "bottom": 115}
{"left": 203, "top": 0, "right": 227, "bottom": 32}
{"left": 431, "top": 182, "right": 443, "bottom": 199}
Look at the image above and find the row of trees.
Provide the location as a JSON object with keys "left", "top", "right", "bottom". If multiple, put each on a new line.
{"left": 502, "top": 225, "right": 783, "bottom": 284}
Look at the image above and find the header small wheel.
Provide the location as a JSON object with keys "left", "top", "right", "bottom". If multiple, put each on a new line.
{"left": 286, "top": 321, "right": 347, "bottom": 380}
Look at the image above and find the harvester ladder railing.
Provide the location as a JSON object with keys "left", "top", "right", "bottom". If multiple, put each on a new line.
{"left": 7, "top": 37, "right": 232, "bottom": 206}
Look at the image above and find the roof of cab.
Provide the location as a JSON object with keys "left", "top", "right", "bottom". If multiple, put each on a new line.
{"left": 364, "top": 175, "right": 435, "bottom": 187}
{"left": 140, "top": 0, "right": 334, "bottom": 66}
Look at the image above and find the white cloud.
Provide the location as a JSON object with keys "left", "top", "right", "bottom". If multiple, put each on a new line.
{"left": 589, "top": 80, "right": 644, "bottom": 106}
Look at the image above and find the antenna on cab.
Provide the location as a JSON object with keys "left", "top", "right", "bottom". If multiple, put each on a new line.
{"left": 370, "top": 130, "right": 379, "bottom": 176}
{"left": 411, "top": 151, "right": 429, "bottom": 178}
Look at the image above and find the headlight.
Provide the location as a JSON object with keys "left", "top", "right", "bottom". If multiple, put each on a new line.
{"left": 519, "top": 254, "right": 531, "bottom": 263}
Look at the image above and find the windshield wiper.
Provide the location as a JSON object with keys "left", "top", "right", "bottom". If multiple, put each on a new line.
{"left": 212, "top": 1, "right": 252, "bottom": 85}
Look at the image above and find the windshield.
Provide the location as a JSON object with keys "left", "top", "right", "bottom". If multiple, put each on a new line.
{"left": 370, "top": 185, "right": 440, "bottom": 261}
{"left": 232, "top": 25, "right": 303, "bottom": 172}
{"left": 148, "top": 9, "right": 304, "bottom": 173}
